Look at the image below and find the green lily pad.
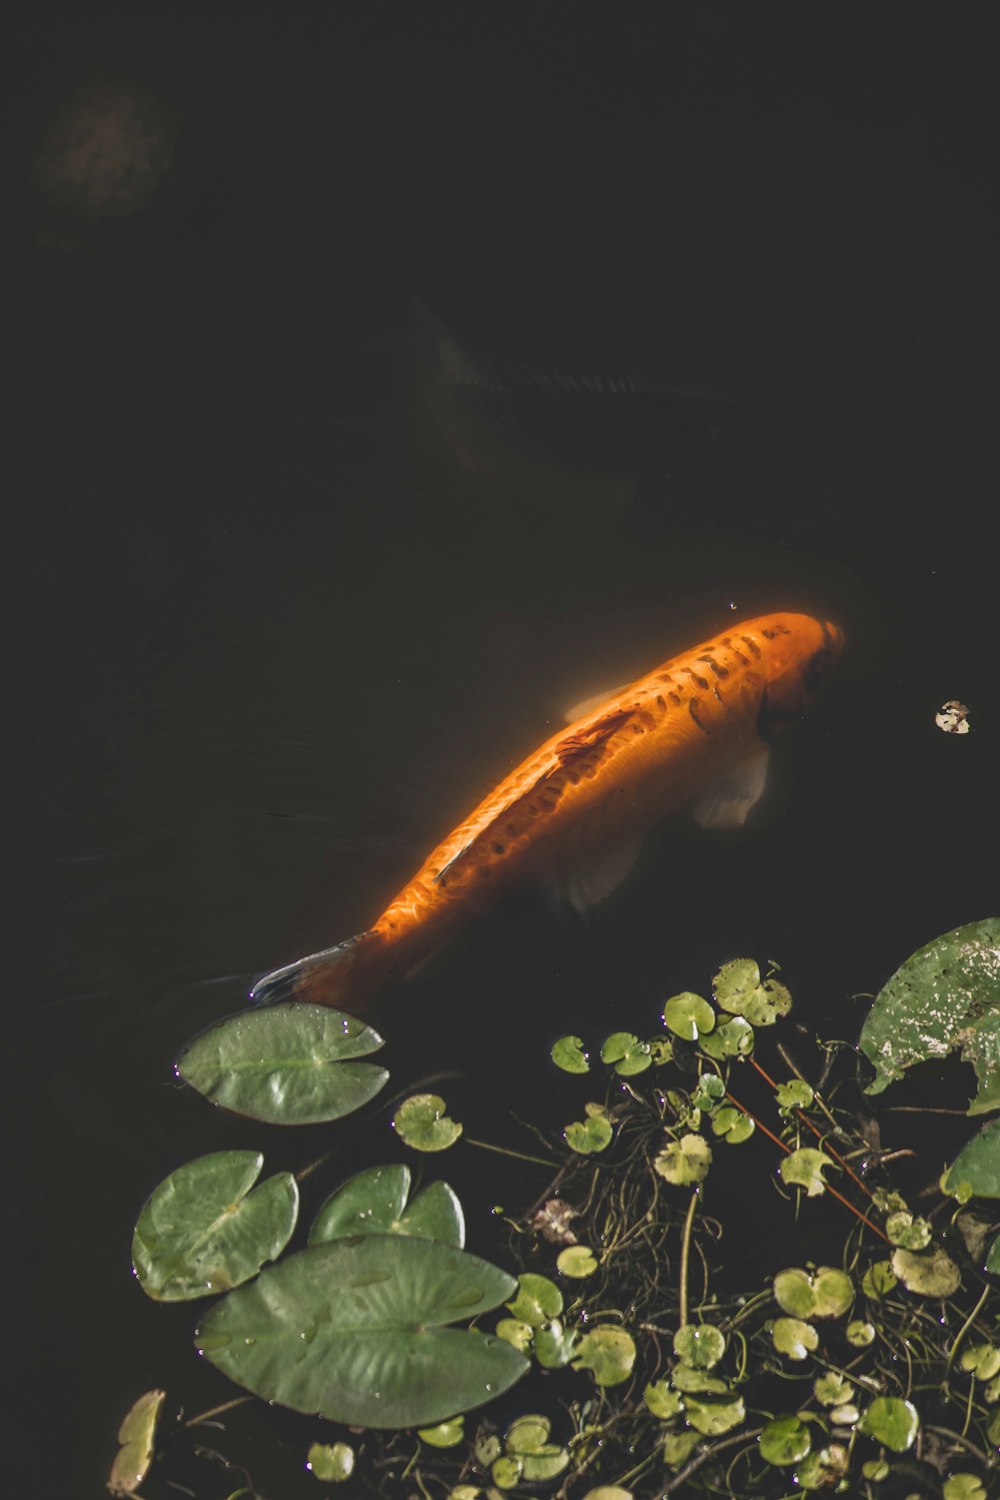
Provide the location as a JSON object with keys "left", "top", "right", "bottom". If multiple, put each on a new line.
{"left": 492, "top": 1454, "right": 523, "bottom": 1488}
{"left": 795, "top": 1445, "right": 849, "bottom": 1491}
{"left": 419, "top": 1416, "right": 465, "bottom": 1448}
{"left": 600, "top": 1032, "right": 652, "bottom": 1076}
{"left": 862, "top": 1459, "right": 890, "bottom": 1480}
{"left": 943, "top": 1477, "right": 987, "bottom": 1500}
{"left": 772, "top": 1317, "right": 819, "bottom": 1360}
{"left": 662, "top": 992, "right": 715, "bottom": 1041}
{"left": 775, "top": 1080, "right": 814, "bottom": 1112}
{"left": 506, "top": 1274, "right": 563, "bottom": 1326}
{"left": 505, "top": 1413, "right": 551, "bottom": 1453}
{"left": 579, "top": 1490, "right": 634, "bottom": 1500}
{"left": 673, "top": 1324, "right": 726, "bottom": 1369}
{"left": 132, "top": 1151, "right": 298, "bottom": 1302}
{"left": 862, "top": 1260, "right": 897, "bottom": 1297}
{"left": 565, "top": 1103, "right": 614, "bottom": 1154}
{"left": 711, "top": 1106, "right": 755, "bottom": 1143}
{"left": 670, "top": 1363, "right": 728, "bottom": 1394}
{"left": 108, "top": 1389, "right": 166, "bottom": 1497}
{"left": 713, "top": 960, "right": 792, "bottom": 1026}
{"left": 572, "top": 1327, "right": 636, "bottom": 1386}
{"left": 988, "top": 1234, "right": 1000, "bottom": 1275}
{"left": 557, "top": 1245, "right": 598, "bottom": 1278}
{"left": 644, "top": 1379, "right": 684, "bottom": 1418}
{"left": 684, "top": 1392, "right": 745, "bottom": 1435}
{"left": 307, "top": 1441, "right": 355, "bottom": 1481}
{"left": 533, "top": 1318, "right": 578, "bottom": 1367}
{"left": 846, "top": 1319, "right": 876, "bottom": 1347}
{"left": 647, "top": 1036, "right": 675, "bottom": 1065}
{"left": 960, "top": 1344, "right": 1000, "bottom": 1380}
{"left": 773, "top": 1266, "right": 853, "bottom": 1319}
{"left": 309, "top": 1164, "right": 464, "bottom": 1249}
{"left": 521, "top": 1446, "right": 570, "bottom": 1481}
{"left": 814, "top": 1373, "right": 853, "bottom": 1407}
{"left": 946, "top": 1116, "right": 1000, "bottom": 1200}
{"left": 691, "top": 1073, "right": 726, "bottom": 1111}
{"left": 495, "top": 1318, "right": 533, "bottom": 1352}
{"left": 699, "top": 1016, "right": 755, "bottom": 1060}
{"left": 859, "top": 918, "right": 1000, "bottom": 1112}
{"left": 858, "top": 1396, "right": 919, "bottom": 1452}
{"left": 394, "top": 1094, "right": 463, "bottom": 1151}
{"left": 663, "top": 1431, "right": 700, "bottom": 1467}
{"left": 885, "top": 1211, "right": 931, "bottom": 1249}
{"left": 176, "top": 1004, "right": 388, "bottom": 1125}
{"left": 759, "top": 1415, "right": 811, "bottom": 1466}
{"left": 780, "top": 1147, "right": 836, "bottom": 1197}
{"left": 653, "top": 1133, "right": 712, "bottom": 1185}
{"left": 891, "top": 1246, "right": 961, "bottom": 1296}
{"left": 195, "top": 1234, "right": 528, "bottom": 1428}
{"left": 551, "top": 1034, "right": 590, "bottom": 1073}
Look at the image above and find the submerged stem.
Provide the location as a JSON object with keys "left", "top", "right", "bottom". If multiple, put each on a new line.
{"left": 678, "top": 1189, "right": 698, "bottom": 1328}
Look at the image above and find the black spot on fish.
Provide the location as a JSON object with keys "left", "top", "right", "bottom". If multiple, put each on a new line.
{"left": 655, "top": 694, "right": 666, "bottom": 708}
{"left": 689, "top": 698, "right": 710, "bottom": 734}
{"left": 740, "top": 635, "right": 762, "bottom": 659}
{"left": 699, "top": 655, "right": 729, "bottom": 679}
{"left": 668, "top": 691, "right": 682, "bottom": 707}
{"left": 492, "top": 842, "right": 505, "bottom": 855}
{"left": 685, "top": 668, "right": 710, "bottom": 690}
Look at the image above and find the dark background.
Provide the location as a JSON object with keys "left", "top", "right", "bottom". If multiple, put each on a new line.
{"left": 5, "top": 5, "right": 997, "bottom": 1495}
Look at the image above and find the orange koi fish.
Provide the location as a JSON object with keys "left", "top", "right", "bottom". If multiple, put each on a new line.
{"left": 252, "top": 612, "right": 842, "bottom": 1012}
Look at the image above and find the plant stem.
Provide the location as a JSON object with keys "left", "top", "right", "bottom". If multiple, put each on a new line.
{"left": 654, "top": 1427, "right": 765, "bottom": 1497}
{"left": 678, "top": 1189, "right": 698, "bottom": 1328}
{"left": 945, "top": 1284, "right": 990, "bottom": 1379}
{"left": 463, "top": 1137, "right": 555, "bottom": 1168}
{"left": 181, "top": 1397, "right": 252, "bottom": 1428}
{"left": 750, "top": 1055, "right": 876, "bottom": 1203}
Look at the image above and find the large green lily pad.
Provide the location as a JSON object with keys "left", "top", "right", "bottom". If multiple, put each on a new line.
{"left": 309, "top": 1164, "right": 464, "bottom": 1248}
{"left": 945, "top": 1116, "right": 1000, "bottom": 1200}
{"left": 195, "top": 1234, "right": 527, "bottom": 1428}
{"left": 133, "top": 1151, "right": 298, "bottom": 1301}
{"left": 177, "top": 1004, "right": 388, "bottom": 1125}
{"left": 859, "top": 919, "right": 1000, "bottom": 1112}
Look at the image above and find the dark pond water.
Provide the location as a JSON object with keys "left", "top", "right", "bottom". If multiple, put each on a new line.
{"left": 7, "top": 8, "right": 999, "bottom": 1495}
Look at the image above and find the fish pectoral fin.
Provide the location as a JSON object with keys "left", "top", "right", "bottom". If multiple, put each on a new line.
{"left": 692, "top": 745, "right": 770, "bottom": 830}
{"left": 551, "top": 834, "right": 645, "bottom": 914}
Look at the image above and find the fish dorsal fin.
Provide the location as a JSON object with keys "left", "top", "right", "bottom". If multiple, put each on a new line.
{"left": 692, "top": 745, "right": 770, "bottom": 830}
{"left": 555, "top": 706, "right": 636, "bottom": 764}
{"left": 564, "top": 685, "right": 631, "bottom": 723}
{"left": 552, "top": 834, "right": 644, "bottom": 914}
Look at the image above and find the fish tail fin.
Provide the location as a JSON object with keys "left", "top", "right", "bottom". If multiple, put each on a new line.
{"left": 250, "top": 929, "right": 392, "bottom": 1014}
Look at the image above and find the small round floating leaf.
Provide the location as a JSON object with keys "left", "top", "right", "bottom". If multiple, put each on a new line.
{"left": 491, "top": 1455, "right": 522, "bottom": 1489}
{"left": 132, "top": 1151, "right": 299, "bottom": 1302}
{"left": 307, "top": 1441, "right": 355, "bottom": 1481}
{"left": 505, "top": 1413, "right": 550, "bottom": 1454}
{"left": 662, "top": 992, "right": 715, "bottom": 1041}
{"left": 959, "top": 1344, "right": 1000, "bottom": 1380}
{"left": 521, "top": 1446, "right": 569, "bottom": 1481}
{"left": 944, "top": 1478, "right": 987, "bottom": 1500}
{"left": 644, "top": 1379, "right": 683, "bottom": 1419}
{"left": 691, "top": 1073, "right": 726, "bottom": 1111}
{"left": 985, "top": 1372, "right": 1000, "bottom": 1403}
{"left": 506, "top": 1273, "right": 562, "bottom": 1326}
{"left": 775, "top": 1080, "right": 814, "bottom": 1112}
{"left": 419, "top": 1417, "right": 465, "bottom": 1448}
{"left": 684, "top": 1392, "right": 745, "bottom": 1436}
{"left": 176, "top": 1003, "right": 387, "bottom": 1125}
{"left": 858, "top": 1396, "right": 919, "bottom": 1452}
{"left": 815, "top": 1373, "right": 853, "bottom": 1407}
{"left": 711, "top": 1106, "right": 755, "bottom": 1143}
{"left": 653, "top": 1133, "right": 712, "bottom": 1185}
{"left": 891, "top": 1246, "right": 961, "bottom": 1296}
{"left": 565, "top": 1103, "right": 613, "bottom": 1154}
{"left": 759, "top": 1415, "right": 811, "bottom": 1466}
{"left": 713, "top": 958, "right": 761, "bottom": 1012}
{"left": 862, "top": 1459, "right": 890, "bottom": 1480}
{"left": 740, "top": 979, "right": 792, "bottom": 1026}
{"left": 533, "top": 1318, "right": 578, "bottom": 1368}
{"left": 885, "top": 1211, "right": 931, "bottom": 1249}
{"left": 780, "top": 1148, "right": 836, "bottom": 1197}
{"left": 474, "top": 1434, "right": 502, "bottom": 1466}
{"left": 795, "top": 1445, "right": 849, "bottom": 1491}
{"left": 495, "top": 1318, "right": 533, "bottom": 1352}
{"left": 673, "top": 1323, "right": 726, "bottom": 1369}
{"left": 572, "top": 1327, "right": 636, "bottom": 1386}
{"left": 829, "top": 1402, "right": 858, "bottom": 1425}
{"left": 394, "top": 1094, "right": 463, "bottom": 1152}
{"left": 600, "top": 1031, "right": 652, "bottom": 1076}
{"left": 773, "top": 1266, "right": 853, "bottom": 1319}
{"left": 772, "top": 1317, "right": 819, "bottom": 1360}
{"left": 647, "top": 1035, "right": 674, "bottom": 1065}
{"left": 557, "top": 1245, "right": 597, "bottom": 1278}
{"left": 108, "top": 1388, "right": 166, "bottom": 1498}
{"left": 551, "top": 1035, "right": 589, "bottom": 1074}
{"left": 699, "top": 1016, "right": 755, "bottom": 1060}
{"left": 194, "top": 1234, "right": 528, "bottom": 1428}
{"left": 862, "top": 1260, "right": 898, "bottom": 1298}
{"left": 847, "top": 1320, "right": 876, "bottom": 1347}
{"left": 663, "top": 1431, "right": 700, "bottom": 1467}
{"left": 670, "top": 1363, "right": 728, "bottom": 1394}
{"left": 859, "top": 918, "right": 1000, "bottom": 1112}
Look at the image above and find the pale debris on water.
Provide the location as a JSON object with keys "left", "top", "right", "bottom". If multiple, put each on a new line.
{"left": 935, "top": 700, "right": 970, "bottom": 733}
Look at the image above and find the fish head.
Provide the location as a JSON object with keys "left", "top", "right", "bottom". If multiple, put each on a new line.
{"left": 753, "top": 613, "right": 844, "bottom": 736}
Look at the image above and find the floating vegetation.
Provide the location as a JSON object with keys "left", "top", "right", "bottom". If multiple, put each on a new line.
{"left": 121, "top": 929, "right": 1000, "bottom": 1497}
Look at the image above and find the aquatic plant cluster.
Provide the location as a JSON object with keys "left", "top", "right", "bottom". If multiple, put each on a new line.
{"left": 111, "top": 921, "right": 1000, "bottom": 1499}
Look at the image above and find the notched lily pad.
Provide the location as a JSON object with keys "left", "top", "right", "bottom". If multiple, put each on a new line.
{"left": 858, "top": 1396, "right": 919, "bottom": 1451}
{"left": 771, "top": 1317, "right": 818, "bottom": 1360}
{"left": 309, "top": 1164, "right": 464, "bottom": 1249}
{"left": 600, "top": 1031, "right": 652, "bottom": 1076}
{"left": 177, "top": 1004, "right": 387, "bottom": 1125}
{"left": 859, "top": 918, "right": 1000, "bottom": 1113}
{"left": 557, "top": 1245, "right": 598, "bottom": 1278}
{"left": 506, "top": 1273, "right": 563, "bottom": 1326}
{"left": 780, "top": 1148, "right": 836, "bottom": 1197}
{"left": 195, "top": 1234, "right": 528, "bottom": 1428}
{"left": 711, "top": 1105, "right": 754, "bottom": 1143}
{"left": 108, "top": 1388, "right": 166, "bottom": 1497}
{"left": 699, "top": 1016, "right": 755, "bottom": 1060}
{"left": 132, "top": 1151, "right": 298, "bottom": 1302}
{"left": 775, "top": 1080, "right": 814, "bottom": 1112}
{"left": 673, "top": 1323, "right": 726, "bottom": 1369}
{"left": 713, "top": 959, "right": 791, "bottom": 1026}
{"left": 773, "top": 1266, "right": 853, "bottom": 1319}
{"left": 565, "top": 1103, "right": 613, "bottom": 1154}
{"left": 551, "top": 1035, "right": 590, "bottom": 1074}
{"left": 571, "top": 1326, "right": 636, "bottom": 1386}
{"left": 394, "top": 1094, "right": 463, "bottom": 1152}
{"left": 759, "top": 1415, "right": 811, "bottom": 1466}
{"left": 684, "top": 1391, "right": 744, "bottom": 1435}
{"left": 644, "top": 1378, "right": 684, "bottom": 1418}
{"left": 662, "top": 992, "right": 715, "bottom": 1041}
{"left": 307, "top": 1441, "right": 355, "bottom": 1480}
{"left": 891, "top": 1246, "right": 961, "bottom": 1296}
{"left": 653, "top": 1132, "right": 712, "bottom": 1185}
